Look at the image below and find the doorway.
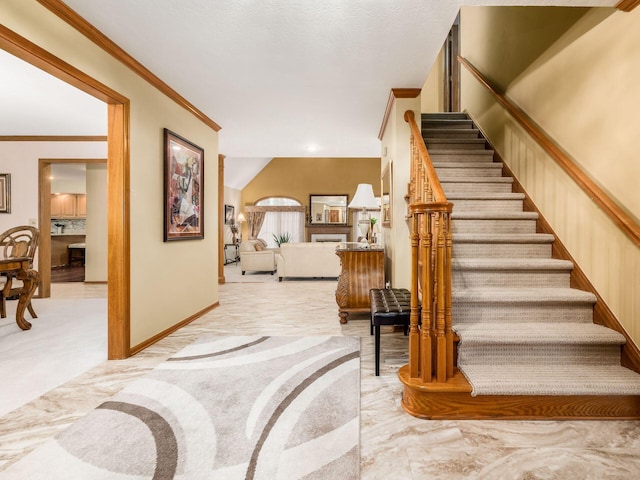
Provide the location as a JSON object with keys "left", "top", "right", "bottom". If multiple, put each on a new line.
{"left": 0, "top": 26, "right": 130, "bottom": 359}
{"left": 39, "top": 159, "right": 108, "bottom": 290}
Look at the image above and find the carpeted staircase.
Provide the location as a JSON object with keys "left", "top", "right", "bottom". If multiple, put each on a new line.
{"left": 423, "top": 112, "right": 640, "bottom": 400}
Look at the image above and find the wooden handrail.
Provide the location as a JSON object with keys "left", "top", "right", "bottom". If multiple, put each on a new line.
{"left": 404, "top": 111, "right": 454, "bottom": 384}
{"left": 459, "top": 56, "right": 640, "bottom": 249}
{"left": 404, "top": 111, "right": 447, "bottom": 203}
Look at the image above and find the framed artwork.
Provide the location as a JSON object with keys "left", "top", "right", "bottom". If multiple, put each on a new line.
{"left": 224, "top": 204, "right": 235, "bottom": 225}
{"left": 163, "top": 129, "right": 204, "bottom": 241}
{"left": 0, "top": 174, "right": 10, "bottom": 213}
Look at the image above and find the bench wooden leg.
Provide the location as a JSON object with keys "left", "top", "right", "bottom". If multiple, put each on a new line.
{"left": 374, "top": 320, "right": 381, "bottom": 376}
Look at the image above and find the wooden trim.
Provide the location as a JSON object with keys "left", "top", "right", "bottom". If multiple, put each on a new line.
{"left": 40, "top": 158, "right": 107, "bottom": 164}
{"left": 0, "top": 25, "right": 127, "bottom": 105}
{"left": 472, "top": 119, "right": 640, "bottom": 375}
{"left": 107, "top": 102, "right": 130, "bottom": 359}
{"left": 36, "top": 0, "right": 222, "bottom": 132}
{"left": 378, "top": 88, "right": 421, "bottom": 140}
{"left": 37, "top": 162, "right": 52, "bottom": 298}
{"left": 37, "top": 157, "right": 107, "bottom": 299}
{"left": 218, "top": 154, "right": 225, "bottom": 285}
{"left": 129, "top": 302, "right": 219, "bottom": 356}
{"left": 616, "top": 0, "right": 640, "bottom": 12}
{"left": 1, "top": 24, "right": 130, "bottom": 360}
{"left": 459, "top": 56, "right": 640, "bottom": 249}
{"left": 244, "top": 205, "right": 305, "bottom": 212}
{"left": 0, "top": 136, "right": 107, "bottom": 142}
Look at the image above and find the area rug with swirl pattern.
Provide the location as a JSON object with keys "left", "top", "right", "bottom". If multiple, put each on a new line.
{"left": 4, "top": 336, "right": 360, "bottom": 479}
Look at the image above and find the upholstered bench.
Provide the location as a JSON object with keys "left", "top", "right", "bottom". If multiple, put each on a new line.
{"left": 369, "top": 288, "right": 411, "bottom": 376}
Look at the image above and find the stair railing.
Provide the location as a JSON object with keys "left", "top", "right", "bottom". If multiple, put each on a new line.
{"left": 404, "top": 110, "right": 454, "bottom": 383}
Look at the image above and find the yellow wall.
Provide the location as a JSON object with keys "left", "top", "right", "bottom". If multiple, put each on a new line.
{"left": 241, "top": 156, "right": 380, "bottom": 211}
{"left": 460, "top": 6, "right": 640, "bottom": 346}
{"left": 2, "top": 1, "right": 219, "bottom": 347}
{"left": 421, "top": 46, "right": 445, "bottom": 113}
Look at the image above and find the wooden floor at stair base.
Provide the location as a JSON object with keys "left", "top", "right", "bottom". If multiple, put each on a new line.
{"left": 398, "top": 366, "right": 640, "bottom": 420}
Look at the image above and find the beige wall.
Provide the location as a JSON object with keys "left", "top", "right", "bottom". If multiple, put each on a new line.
{"left": 380, "top": 96, "right": 421, "bottom": 289}
{"left": 2, "top": 1, "right": 219, "bottom": 347}
{"left": 460, "top": 6, "right": 640, "bottom": 346}
{"left": 85, "top": 163, "right": 107, "bottom": 282}
{"left": 421, "top": 46, "right": 445, "bottom": 113}
{"left": 240, "top": 157, "right": 381, "bottom": 239}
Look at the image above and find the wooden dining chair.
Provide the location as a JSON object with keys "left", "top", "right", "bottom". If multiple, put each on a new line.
{"left": 0, "top": 225, "right": 40, "bottom": 319}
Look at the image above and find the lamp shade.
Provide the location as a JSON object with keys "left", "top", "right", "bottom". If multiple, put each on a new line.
{"left": 237, "top": 212, "right": 246, "bottom": 223}
{"left": 348, "top": 184, "right": 378, "bottom": 210}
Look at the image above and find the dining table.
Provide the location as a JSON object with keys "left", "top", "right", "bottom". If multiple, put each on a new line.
{"left": 0, "top": 256, "right": 40, "bottom": 330}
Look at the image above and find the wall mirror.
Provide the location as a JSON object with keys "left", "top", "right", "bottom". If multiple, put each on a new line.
{"left": 381, "top": 161, "right": 392, "bottom": 227}
{"left": 309, "top": 194, "right": 348, "bottom": 224}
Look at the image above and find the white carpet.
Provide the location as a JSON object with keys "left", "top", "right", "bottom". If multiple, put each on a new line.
{"left": 224, "top": 264, "right": 278, "bottom": 283}
{"left": 0, "top": 295, "right": 107, "bottom": 416}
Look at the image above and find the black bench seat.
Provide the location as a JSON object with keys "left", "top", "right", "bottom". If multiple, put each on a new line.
{"left": 369, "top": 288, "right": 412, "bottom": 376}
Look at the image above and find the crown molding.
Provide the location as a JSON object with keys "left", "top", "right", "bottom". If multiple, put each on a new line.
{"left": 37, "top": 0, "right": 221, "bottom": 132}
{"left": 0, "top": 135, "right": 107, "bottom": 142}
{"left": 378, "top": 88, "right": 421, "bottom": 140}
{"left": 616, "top": 0, "right": 640, "bottom": 11}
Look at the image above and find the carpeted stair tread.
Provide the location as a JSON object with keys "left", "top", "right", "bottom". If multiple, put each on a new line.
{"left": 422, "top": 113, "right": 470, "bottom": 120}
{"left": 426, "top": 138, "right": 487, "bottom": 147}
{"left": 454, "top": 322, "right": 626, "bottom": 345}
{"left": 422, "top": 129, "right": 481, "bottom": 139}
{"left": 440, "top": 176, "right": 513, "bottom": 183}
{"left": 453, "top": 287, "right": 597, "bottom": 304}
{"left": 452, "top": 258, "right": 573, "bottom": 271}
{"left": 459, "top": 364, "right": 640, "bottom": 396}
{"left": 454, "top": 233, "right": 555, "bottom": 244}
{"left": 447, "top": 192, "right": 525, "bottom": 200}
{"left": 422, "top": 119, "right": 475, "bottom": 128}
{"left": 452, "top": 211, "right": 538, "bottom": 220}
{"left": 434, "top": 162, "right": 502, "bottom": 169}
{"left": 430, "top": 149, "right": 495, "bottom": 156}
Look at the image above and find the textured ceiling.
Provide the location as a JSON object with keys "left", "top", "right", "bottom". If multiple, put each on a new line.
{"left": 1, "top": 0, "right": 616, "bottom": 188}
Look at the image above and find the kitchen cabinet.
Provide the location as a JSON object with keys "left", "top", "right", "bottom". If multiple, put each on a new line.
{"left": 51, "top": 194, "right": 86, "bottom": 218}
{"left": 75, "top": 194, "right": 87, "bottom": 217}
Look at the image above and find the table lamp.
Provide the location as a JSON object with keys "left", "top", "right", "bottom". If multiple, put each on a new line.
{"left": 348, "top": 183, "right": 378, "bottom": 243}
{"left": 236, "top": 212, "right": 246, "bottom": 243}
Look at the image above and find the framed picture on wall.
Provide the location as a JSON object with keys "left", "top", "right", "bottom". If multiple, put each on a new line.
{"left": 224, "top": 204, "right": 235, "bottom": 225}
{"left": 0, "top": 174, "right": 10, "bottom": 214}
{"left": 163, "top": 129, "right": 204, "bottom": 241}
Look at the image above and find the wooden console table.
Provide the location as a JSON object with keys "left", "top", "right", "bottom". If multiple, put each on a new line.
{"left": 335, "top": 244, "right": 384, "bottom": 323}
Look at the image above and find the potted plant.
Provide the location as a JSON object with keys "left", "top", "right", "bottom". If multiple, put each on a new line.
{"left": 273, "top": 232, "right": 291, "bottom": 247}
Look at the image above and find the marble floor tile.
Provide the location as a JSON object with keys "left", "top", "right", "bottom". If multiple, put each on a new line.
{"left": 1, "top": 273, "right": 640, "bottom": 478}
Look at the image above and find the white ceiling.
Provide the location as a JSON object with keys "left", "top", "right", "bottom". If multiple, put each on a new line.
{"left": 1, "top": 0, "right": 615, "bottom": 189}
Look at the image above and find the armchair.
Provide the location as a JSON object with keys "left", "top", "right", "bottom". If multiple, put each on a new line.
{"left": 239, "top": 239, "right": 276, "bottom": 275}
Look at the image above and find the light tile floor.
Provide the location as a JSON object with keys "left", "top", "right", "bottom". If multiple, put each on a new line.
{"left": 1, "top": 276, "right": 640, "bottom": 478}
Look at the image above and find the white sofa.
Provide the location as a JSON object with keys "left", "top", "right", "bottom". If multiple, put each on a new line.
{"left": 276, "top": 242, "right": 342, "bottom": 281}
{"left": 239, "top": 239, "right": 276, "bottom": 275}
